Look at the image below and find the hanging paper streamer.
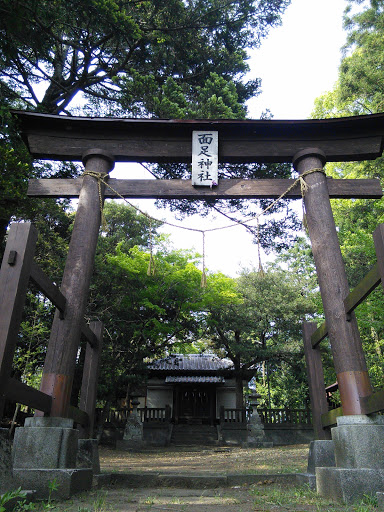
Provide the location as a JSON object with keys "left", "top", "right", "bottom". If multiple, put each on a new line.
{"left": 257, "top": 218, "right": 265, "bottom": 276}
{"left": 201, "top": 232, "right": 207, "bottom": 288}
{"left": 147, "top": 219, "right": 156, "bottom": 276}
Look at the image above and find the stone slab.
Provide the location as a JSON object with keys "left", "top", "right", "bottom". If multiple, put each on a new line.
{"left": 296, "top": 473, "right": 316, "bottom": 490}
{"left": 24, "top": 417, "right": 74, "bottom": 428}
{"left": 13, "top": 468, "right": 93, "bottom": 499}
{"left": 228, "top": 473, "right": 297, "bottom": 486}
{"left": 307, "top": 440, "right": 335, "bottom": 474}
{"left": 13, "top": 425, "right": 78, "bottom": 469}
{"left": 316, "top": 467, "right": 384, "bottom": 504}
{"left": 332, "top": 423, "right": 384, "bottom": 468}
{"left": 0, "top": 429, "right": 14, "bottom": 492}
{"left": 377, "top": 491, "right": 384, "bottom": 509}
{"left": 336, "top": 414, "right": 384, "bottom": 426}
{"left": 77, "top": 439, "right": 100, "bottom": 474}
{"left": 96, "top": 472, "right": 298, "bottom": 490}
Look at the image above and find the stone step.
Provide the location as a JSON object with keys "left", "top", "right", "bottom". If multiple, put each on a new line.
{"left": 170, "top": 425, "right": 218, "bottom": 446}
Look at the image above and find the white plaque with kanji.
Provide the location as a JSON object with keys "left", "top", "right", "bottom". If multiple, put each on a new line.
{"left": 192, "top": 131, "right": 218, "bottom": 187}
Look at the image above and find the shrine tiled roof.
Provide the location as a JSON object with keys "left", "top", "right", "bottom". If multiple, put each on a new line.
{"left": 165, "top": 376, "right": 225, "bottom": 383}
{"left": 148, "top": 354, "right": 233, "bottom": 372}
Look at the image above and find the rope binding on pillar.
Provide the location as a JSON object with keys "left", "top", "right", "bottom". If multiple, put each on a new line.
{"left": 83, "top": 170, "right": 110, "bottom": 231}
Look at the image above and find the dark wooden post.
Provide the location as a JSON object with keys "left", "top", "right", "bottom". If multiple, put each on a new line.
{"left": 0, "top": 223, "right": 38, "bottom": 418}
{"left": 302, "top": 321, "right": 331, "bottom": 439}
{"left": 38, "top": 150, "right": 114, "bottom": 418}
{"left": 373, "top": 224, "right": 384, "bottom": 292}
{"left": 294, "top": 149, "right": 372, "bottom": 415}
{"left": 78, "top": 321, "right": 103, "bottom": 438}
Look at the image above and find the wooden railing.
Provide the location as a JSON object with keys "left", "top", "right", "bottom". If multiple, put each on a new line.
{"left": 259, "top": 408, "right": 312, "bottom": 426}
{"left": 304, "top": 223, "right": 384, "bottom": 431}
{"left": 0, "top": 223, "right": 102, "bottom": 430}
{"left": 139, "top": 406, "right": 171, "bottom": 423}
{"left": 98, "top": 406, "right": 171, "bottom": 426}
{"left": 220, "top": 407, "right": 246, "bottom": 423}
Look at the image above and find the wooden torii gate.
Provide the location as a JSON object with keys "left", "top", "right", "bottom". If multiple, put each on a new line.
{"left": 6, "top": 111, "right": 384, "bottom": 437}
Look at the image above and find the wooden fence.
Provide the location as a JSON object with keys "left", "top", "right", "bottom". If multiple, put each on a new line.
{"left": 303, "top": 222, "right": 384, "bottom": 435}
{"left": 259, "top": 408, "right": 312, "bottom": 426}
{"left": 99, "top": 406, "right": 311, "bottom": 428}
{"left": 0, "top": 223, "right": 102, "bottom": 435}
{"left": 220, "top": 407, "right": 247, "bottom": 423}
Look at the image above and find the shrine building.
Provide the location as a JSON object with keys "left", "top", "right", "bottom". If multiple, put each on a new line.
{"left": 144, "top": 353, "right": 251, "bottom": 425}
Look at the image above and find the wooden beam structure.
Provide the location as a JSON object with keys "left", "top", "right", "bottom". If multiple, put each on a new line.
{"left": 38, "top": 151, "right": 114, "bottom": 418}
{"left": 9, "top": 110, "right": 384, "bottom": 425}
{"left": 12, "top": 110, "right": 384, "bottom": 164}
{"left": 294, "top": 149, "right": 372, "bottom": 416}
{"left": 27, "top": 177, "right": 383, "bottom": 200}
{"left": 302, "top": 322, "right": 331, "bottom": 440}
{"left": 0, "top": 224, "right": 38, "bottom": 417}
{"left": 78, "top": 321, "right": 103, "bottom": 438}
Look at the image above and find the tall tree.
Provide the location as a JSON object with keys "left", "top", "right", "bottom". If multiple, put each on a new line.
{"left": 0, "top": 0, "right": 290, "bottom": 115}
{"left": 0, "top": 0, "right": 298, "bottom": 251}
{"left": 203, "top": 268, "right": 315, "bottom": 407}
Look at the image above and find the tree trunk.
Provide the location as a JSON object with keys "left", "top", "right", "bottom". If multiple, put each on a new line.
{"left": 235, "top": 374, "right": 244, "bottom": 408}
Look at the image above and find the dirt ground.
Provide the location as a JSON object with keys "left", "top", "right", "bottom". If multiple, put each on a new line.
{"left": 98, "top": 444, "right": 309, "bottom": 475}
{"left": 31, "top": 445, "right": 379, "bottom": 511}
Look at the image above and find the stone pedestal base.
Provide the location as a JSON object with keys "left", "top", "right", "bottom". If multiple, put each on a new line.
{"left": 297, "top": 440, "right": 335, "bottom": 490}
{"left": 317, "top": 467, "right": 384, "bottom": 504}
{"left": 13, "top": 417, "right": 78, "bottom": 469}
{"left": 13, "top": 469, "right": 93, "bottom": 499}
{"left": 0, "top": 428, "right": 14, "bottom": 492}
{"left": 315, "top": 415, "right": 384, "bottom": 503}
{"left": 77, "top": 439, "right": 100, "bottom": 474}
{"left": 12, "top": 417, "right": 93, "bottom": 498}
{"left": 118, "top": 413, "right": 144, "bottom": 450}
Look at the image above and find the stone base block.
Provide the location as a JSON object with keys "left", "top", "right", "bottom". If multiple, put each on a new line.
{"left": 307, "top": 440, "right": 335, "bottom": 474}
{"left": 377, "top": 492, "right": 384, "bottom": 508}
{"left": 143, "top": 424, "right": 172, "bottom": 446}
{"left": 13, "top": 468, "right": 93, "bottom": 500}
{"left": 0, "top": 428, "right": 14, "bottom": 493}
{"left": 333, "top": 415, "right": 384, "bottom": 469}
{"left": 77, "top": 439, "right": 100, "bottom": 474}
{"left": 220, "top": 427, "right": 248, "bottom": 446}
{"left": 296, "top": 473, "right": 316, "bottom": 490}
{"left": 13, "top": 418, "right": 78, "bottom": 469}
{"left": 316, "top": 467, "right": 384, "bottom": 504}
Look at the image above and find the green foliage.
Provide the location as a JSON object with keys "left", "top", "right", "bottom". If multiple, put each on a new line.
{"left": 310, "top": 0, "right": 384, "bottom": 392}
{"left": 202, "top": 267, "right": 316, "bottom": 407}
{"left": 88, "top": 209, "right": 209, "bottom": 399}
{"left": 0, "top": 0, "right": 299, "bottom": 249}
{"left": 0, "top": 0, "right": 289, "bottom": 115}
{"left": 0, "top": 488, "right": 27, "bottom": 512}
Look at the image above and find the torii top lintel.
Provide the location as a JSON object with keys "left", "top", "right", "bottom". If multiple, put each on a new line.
{"left": 12, "top": 110, "right": 384, "bottom": 164}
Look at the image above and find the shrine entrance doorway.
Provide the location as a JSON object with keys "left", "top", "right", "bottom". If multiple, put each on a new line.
{"left": 175, "top": 385, "right": 216, "bottom": 425}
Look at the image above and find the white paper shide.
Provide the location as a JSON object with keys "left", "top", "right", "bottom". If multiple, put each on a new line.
{"left": 192, "top": 131, "right": 218, "bottom": 187}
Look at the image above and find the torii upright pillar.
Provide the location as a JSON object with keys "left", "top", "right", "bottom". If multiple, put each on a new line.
{"left": 293, "top": 149, "right": 384, "bottom": 504}
{"left": 39, "top": 149, "right": 114, "bottom": 418}
{"left": 293, "top": 148, "right": 372, "bottom": 415}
